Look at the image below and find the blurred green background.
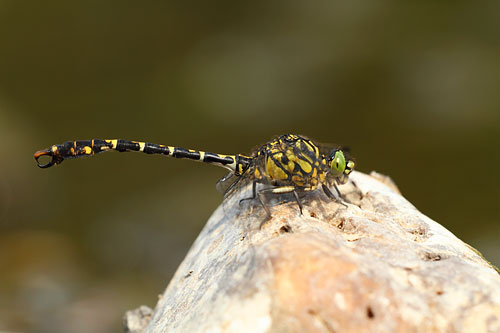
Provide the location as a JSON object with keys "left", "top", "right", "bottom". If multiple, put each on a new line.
{"left": 1, "top": 1, "right": 499, "bottom": 332}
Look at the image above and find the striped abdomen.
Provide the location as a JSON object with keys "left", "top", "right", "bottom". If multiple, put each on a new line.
{"left": 33, "top": 139, "right": 251, "bottom": 175}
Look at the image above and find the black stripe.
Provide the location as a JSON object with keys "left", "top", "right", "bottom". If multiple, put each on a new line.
{"left": 92, "top": 139, "right": 113, "bottom": 153}
{"left": 116, "top": 140, "right": 140, "bottom": 152}
{"left": 59, "top": 141, "right": 76, "bottom": 157}
{"left": 302, "top": 139, "right": 318, "bottom": 155}
{"left": 75, "top": 140, "right": 92, "bottom": 150}
{"left": 237, "top": 155, "right": 252, "bottom": 168}
{"left": 203, "top": 152, "right": 234, "bottom": 165}
{"left": 58, "top": 140, "right": 111, "bottom": 158}
{"left": 143, "top": 142, "right": 171, "bottom": 155}
{"left": 235, "top": 155, "right": 251, "bottom": 175}
{"left": 173, "top": 148, "right": 202, "bottom": 160}
{"left": 295, "top": 160, "right": 314, "bottom": 176}
{"left": 296, "top": 152, "right": 317, "bottom": 174}
{"left": 295, "top": 141, "right": 317, "bottom": 161}
{"left": 269, "top": 155, "right": 292, "bottom": 178}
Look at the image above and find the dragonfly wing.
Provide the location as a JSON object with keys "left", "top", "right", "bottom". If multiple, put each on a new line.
{"left": 216, "top": 172, "right": 240, "bottom": 194}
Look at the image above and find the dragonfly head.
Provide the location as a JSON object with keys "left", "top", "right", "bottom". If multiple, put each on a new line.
{"left": 327, "top": 149, "right": 355, "bottom": 184}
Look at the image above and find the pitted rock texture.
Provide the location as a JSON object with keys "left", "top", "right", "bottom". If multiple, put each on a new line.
{"left": 125, "top": 171, "right": 500, "bottom": 333}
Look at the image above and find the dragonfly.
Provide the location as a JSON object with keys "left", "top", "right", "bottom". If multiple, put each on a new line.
{"left": 34, "top": 134, "right": 355, "bottom": 216}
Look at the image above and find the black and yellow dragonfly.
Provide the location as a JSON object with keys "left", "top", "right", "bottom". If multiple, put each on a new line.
{"left": 34, "top": 134, "right": 355, "bottom": 216}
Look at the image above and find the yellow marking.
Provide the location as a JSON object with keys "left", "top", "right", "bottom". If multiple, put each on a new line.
{"left": 296, "top": 159, "right": 312, "bottom": 173}
{"left": 92, "top": 139, "right": 94, "bottom": 148}
{"left": 51, "top": 145, "right": 58, "bottom": 153}
{"left": 83, "top": 146, "right": 92, "bottom": 155}
{"left": 138, "top": 142, "right": 145, "bottom": 152}
{"left": 70, "top": 147, "right": 75, "bottom": 155}
{"left": 199, "top": 151, "right": 205, "bottom": 160}
{"left": 106, "top": 139, "right": 118, "bottom": 149}
{"left": 303, "top": 141, "right": 314, "bottom": 153}
{"left": 312, "top": 168, "right": 317, "bottom": 178}
{"left": 285, "top": 148, "right": 295, "bottom": 162}
{"left": 101, "top": 146, "right": 110, "bottom": 151}
{"left": 270, "top": 147, "right": 280, "bottom": 154}
{"left": 254, "top": 168, "right": 261, "bottom": 179}
{"left": 283, "top": 147, "right": 314, "bottom": 173}
{"left": 266, "top": 157, "right": 288, "bottom": 181}
{"left": 168, "top": 146, "right": 176, "bottom": 153}
{"left": 226, "top": 156, "right": 237, "bottom": 171}
{"left": 272, "top": 186, "right": 295, "bottom": 194}
{"left": 301, "top": 153, "right": 313, "bottom": 164}
{"left": 319, "top": 173, "right": 325, "bottom": 183}
{"left": 312, "top": 142, "right": 319, "bottom": 155}
{"left": 291, "top": 175, "right": 304, "bottom": 187}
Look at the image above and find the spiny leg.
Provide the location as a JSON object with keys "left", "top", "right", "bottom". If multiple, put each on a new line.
{"left": 239, "top": 183, "right": 304, "bottom": 217}
{"left": 322, "top": 184, "right": 348, "bottom": 208}
{"left": 335, "top": 180, "right": 359, "bottom": 205}
{"left": 239, "top": 181, "right": 272, "bottom": 217}
{"left": 293, "top": 190, "right": 303, "bottom": 215}
{"left": 239, "top": 180, "right": 257, "bottom": 205}
{"left": 269, "top": 186, "right": 303, "bottom": 215}
{"left": 251, "top": 185, "right": 302, "bottom": 215}
{"left": 257, "top": 189, "right": 272, "bottom": 218}
{"left": 333, "top": 183, "right": 344, "bottom": 200}
{"left": 254, "top": 186, "right": 303, "bottom": 229}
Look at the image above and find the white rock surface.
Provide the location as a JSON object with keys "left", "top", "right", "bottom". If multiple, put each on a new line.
{"left": 125, "top": 171, "right": 500, "bottom": 333}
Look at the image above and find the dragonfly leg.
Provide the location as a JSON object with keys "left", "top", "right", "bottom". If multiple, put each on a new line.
{"left": 239, "top": 180, "right": 257, "bottom": 205}
{"left": 269, "top": 186, "right": 302, "bottom": 215}
{"left": 333, "top": 183, "right": 344, "bottom": 200}
{"left": 322, "top": 184, "right": 348, "bottom": 208}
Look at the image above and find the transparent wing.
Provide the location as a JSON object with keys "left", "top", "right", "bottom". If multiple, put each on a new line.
{"left": 314, "top": 139, "right": 353, "bottom": 161}
{"left": 216, "top": 171, "right": 255, "bottom": 203}
{"left": 216, "top": 171, "right": 239, "bottom": 194}
{"left": 292, "top": 134, "right": 348, "bottom": 156}
{"left": 314, "top": 141, "right": 346, "bottom": 155}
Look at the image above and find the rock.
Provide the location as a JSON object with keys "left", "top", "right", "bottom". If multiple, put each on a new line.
{"left": 124, "top": 305, "right": 153, "bottom": 333}
{"left": 128, "top": 171, "right": 500, "bottom": 332}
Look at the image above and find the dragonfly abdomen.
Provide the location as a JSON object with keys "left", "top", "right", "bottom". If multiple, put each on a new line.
{"left": 34, "top": 139, "right": 250, "bottom": 173}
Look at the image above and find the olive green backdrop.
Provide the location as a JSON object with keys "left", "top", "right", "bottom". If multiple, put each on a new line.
{"left": 1, "top": 1, "right": 499, "bottom": 332}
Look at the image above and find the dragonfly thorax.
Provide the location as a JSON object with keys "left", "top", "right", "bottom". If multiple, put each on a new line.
{"left": 250, "top": 134, "right": 328, "bottom": 190}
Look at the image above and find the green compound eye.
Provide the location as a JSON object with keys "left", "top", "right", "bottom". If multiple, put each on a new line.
{"left": 328, "top": 150, "right": 346, "bottom": 177}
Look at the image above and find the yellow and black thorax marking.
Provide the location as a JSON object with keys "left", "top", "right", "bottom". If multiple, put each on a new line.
{"left": 250, "top": 134, "right": 328, "bottom": 190}
{"left": 34, "top": 134, "right": 355, "bottom": 213}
